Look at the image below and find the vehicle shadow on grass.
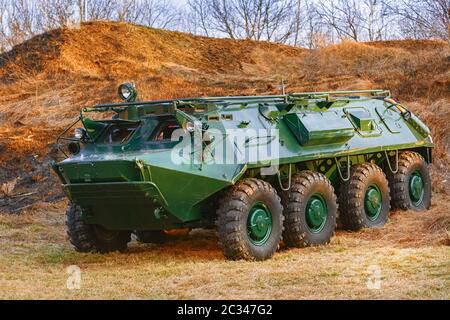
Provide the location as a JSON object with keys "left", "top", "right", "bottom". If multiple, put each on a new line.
{"left": 125, "top": 228, "right": 225, "bottom": 261}
{"left": 36, "top": 229, "right": 224, "bottom": 267}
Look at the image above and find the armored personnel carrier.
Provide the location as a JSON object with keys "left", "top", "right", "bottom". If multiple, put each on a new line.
{"left": 53, "top": 84, "right": 433, "bottom": 260}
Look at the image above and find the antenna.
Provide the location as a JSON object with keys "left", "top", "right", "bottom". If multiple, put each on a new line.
{"left": 83, "top": 0, "right": 88, "bottom": 22}
{"left": 278, "top": 79, "right": 286, "bottom": 95}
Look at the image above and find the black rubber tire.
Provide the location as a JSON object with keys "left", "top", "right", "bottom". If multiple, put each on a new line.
{"left": 388, "top": 151, "right": 432, "bottom": 211}
{"left": 215, "top": 178, "right": 284, "bottom": 261}
{"left": 66, "top": 204, "right": 131, "bottom": 253}
{"left": 281, "top": 171, "right": 338, "bottom": 247}
{"left": 135, "top": 230, "right": 166, "bottom": 244}
{"left": 339, "top": 163, "right": 391, "bottom": 231}
{"left": 66, "top": 204, "right": 95, "bottom": 252}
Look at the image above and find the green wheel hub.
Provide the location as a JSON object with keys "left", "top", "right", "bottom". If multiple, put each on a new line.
{"left": 365, "top": 185, "right": 382, "bottom": 221}
{"left": 247, "top": 202, "right": 272, "bottom": 246}
{"left": 305, "top": 194, "right": 328, "bottom": 233}
{"left": 409, "top": 170, "right": 425, "bottom": 206}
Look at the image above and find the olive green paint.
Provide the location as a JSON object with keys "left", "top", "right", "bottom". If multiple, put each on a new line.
{"left": 53, "top": 90, "right": 434, "bottom": 230}
{"left": 305, "top": 194, "right": 328, "bottom": 233}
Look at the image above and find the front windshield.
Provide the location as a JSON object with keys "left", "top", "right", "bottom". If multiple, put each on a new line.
{"left": 97, "top": 122, "right": 140, "bottom": 144}
{"left": 149, "top": 119, "right": 181, "bottom": 142}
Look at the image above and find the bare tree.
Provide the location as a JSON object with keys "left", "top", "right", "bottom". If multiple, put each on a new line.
{"left": 300, "top": 0, "right": 334, "bottom": 48}
{"left": 261, "top": 0, "right": 299, "bottom": 42}
{"left": 209, "top": 0, "right": 239, "bottom": 39}
{"left": 0, "top": 0, "right": 9, "bottom": 52}
{"left": 187, "top": 0, "right": 212, "bottom": 36}
{"left": 315, "top": 0, "right": 362, "bottom": 41}
{"left": 77, "top": 0, "right": 86, "bottom": 22}
{"left": 392, "top": 0, "right": 450, "bottom": 40}
{"left": 137, "top": 0, "right": 181, "bottom": 29}
{"left": 0, "top": 0, "right": 447, "bottom": 54}
{"left": 116, "top": 0, "right": 138, "bottom": 22}
{"left": 291, "top": 0, "right": 303, "bottom": 46}
{"left": 187, "top": 0, "right": 302, "bottom": 43}
{"left": 315, "top": 0, "right": 397, "bottom": 42}
{"left": 38, "top": 0, "right": 77, "bottom": 29}
{"left": 85, "top": 0, "right": 117, "bottom": 21}
{"left": 6, "top": 0, "right": 43, "bottom": 46}
{"left": 363, "top": 0, "right": 392, "bottom": 41}
{"left": 86, "top": 0, "right": 181, "bottom": 29}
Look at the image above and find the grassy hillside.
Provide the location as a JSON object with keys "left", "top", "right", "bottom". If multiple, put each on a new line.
{"left": 0, "top": 22, "right": 448, "bottom": 126}
{"left": 0, "top": 21, "right": 448, "bottom": 299}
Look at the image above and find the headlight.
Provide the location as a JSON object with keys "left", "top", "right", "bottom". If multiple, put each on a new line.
{"left": 74, "top": 128, "right": 86, "bottom": 139}
{"left": 118, "top": 83, "right": 137, "bottom": 102}
{"left": 185, "top": 122, "right": 196, "bottom": 133}
{"left": 68, "top": 142, "right": 81, "bottom": 155}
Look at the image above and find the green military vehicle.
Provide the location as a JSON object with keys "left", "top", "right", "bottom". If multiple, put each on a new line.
{"left": 53, "top": 84, "right": 433, "bottom": 261}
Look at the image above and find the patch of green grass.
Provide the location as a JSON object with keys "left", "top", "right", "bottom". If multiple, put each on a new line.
{"left": 38, "top": 245, "right": 104, "bottom": 265}
{"left": 0, "top": 223, "right": 11, "bottom": 231}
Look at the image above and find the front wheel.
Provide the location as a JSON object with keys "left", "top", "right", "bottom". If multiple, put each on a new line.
{"left": 388, "top": 151, "right": 432, "bottom": 211}
{"left": 66, "top": 204, "right": 131, "bottom": 253}
{"left": 216, "top": 178, "right": 284, "bottom": 261}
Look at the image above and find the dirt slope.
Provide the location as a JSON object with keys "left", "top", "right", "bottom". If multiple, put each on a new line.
{"left": 0, "top": 20, "right": 448, "bottom": 208}
{"left": 0, "top": 22, "right": 448, "bottom": 126}
{"left": 0, "top": 21, "right": 448, "bottom": 300}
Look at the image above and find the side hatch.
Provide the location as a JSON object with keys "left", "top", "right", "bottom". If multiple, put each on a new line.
{"left": 283, "top": 111, "right": 355, "bottom": 146}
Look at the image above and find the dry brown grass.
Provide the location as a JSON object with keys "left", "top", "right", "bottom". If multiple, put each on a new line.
{"left": 408, "top": 100, "right": 450, "bottom": 194}
{"left": 0, "top": 21, "right": 449, "bottom": 299}
{"left": 0, "top": 194, "right": 449, "bottom": 300}
{"left": 298, "top": 40, "right": 449, "bottom": 98}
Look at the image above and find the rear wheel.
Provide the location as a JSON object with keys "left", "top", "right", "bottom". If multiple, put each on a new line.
{"left": 66, "top": 204, "right": 131, "bottom": 253}
{"left": 216, "top": 178, "right": 284, "bottom": 261}
{"left": 388, "top": 151, "right": 431, "bottom": 211}
{"left": 339, "top": 163, "right": 391, "bottom": 231}
{"left": 282, "top": 171, "right": 337, "bottom": 247}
